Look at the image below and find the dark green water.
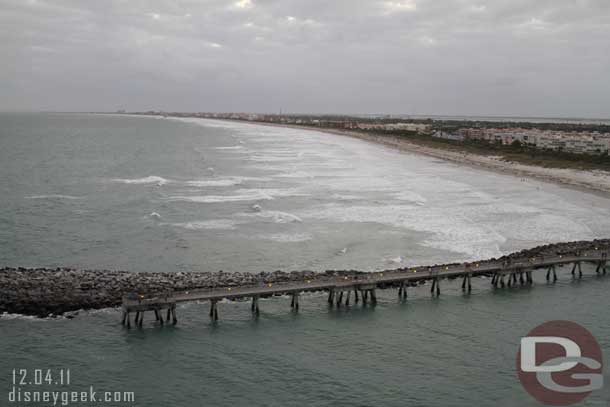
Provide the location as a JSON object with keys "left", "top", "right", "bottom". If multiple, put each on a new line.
{"left": 1, "top": 113, "right": 609, "bottom": 406}
{"left": 2, "top": 270, "right": 609, "bottom": 406}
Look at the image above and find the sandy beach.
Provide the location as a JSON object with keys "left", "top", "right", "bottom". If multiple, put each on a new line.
{"left": 249, "top": 121, "right": 610, "bottom": 196}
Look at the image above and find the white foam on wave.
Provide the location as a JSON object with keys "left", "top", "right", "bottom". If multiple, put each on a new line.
{"left": 168, "top": 192, "right": 272, "bottom": 204}
{"left": 330, "top": 193, "right": 361, "bottom": 201}
{"left": 494, "top": 213, "right": 592, "bottom": 242}
{"left": 385, "top": 255, "right": 405, "bottom": 264}
{"left": 0, "top": 312, "right": 64, "bottom": 321}
{"left": 112, "top": 176, "right": 169, "bottom": 185}
{"left": 311, "top": 176, "right": 398, "bottom": 192}
{"left": 185, "top": 176, "right": 270, "bottom": 187}
{"left": 391, "top": 191, "right": 428, "bottom": 205}
{"left": 273, "top": 171, "right": 314, "bottom": 179}
{"left": 296, "top": 203, "right": 506, "bottom": 260}
{"left": 25, "top": 195, "right": 83, "bottom": 200}
{"left": 186, "top": 178, "right": 244, "bottom": 187}
{"left": 171, "top": 219, "right": 241, "bottom": 230}
{"left": 80, "top": 307, "right": 119, "bottom": 316}
{"left": 240, "top": 210, "right": 303, "bottom": 223}
{"left": 169, "top": 188, "right": 309, "bottom": 204}
{"left": 259, "top": 233, "right": 312, "bottom": 243}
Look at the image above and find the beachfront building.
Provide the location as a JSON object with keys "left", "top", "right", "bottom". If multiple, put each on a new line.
{"left": 356, "top": 122, "right": 431, "bottom": 133}
{"left": 455, "top": 128, "right": 610, "bottom": 155}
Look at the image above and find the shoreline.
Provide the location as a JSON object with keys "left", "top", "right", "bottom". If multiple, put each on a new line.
{"left": 239, "top": 120, "right": 610, "bottom": 196}
{"left": 2, "top": 239, "right": 608, "bottom": 318}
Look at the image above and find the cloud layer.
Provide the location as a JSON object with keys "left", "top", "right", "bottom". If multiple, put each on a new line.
{"left": 1, "top": 0, "right": 609, "bottom": 117}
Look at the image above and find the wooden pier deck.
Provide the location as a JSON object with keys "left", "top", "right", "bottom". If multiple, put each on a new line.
{"left": 121, "top": 251, "right": 608, "bottom": 327}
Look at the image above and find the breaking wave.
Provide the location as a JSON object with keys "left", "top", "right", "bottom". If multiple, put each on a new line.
{"left": 260, "top": 233, "right": 312, "bottom": 242}
{"left": 185, "top": 176, "right": 271, "bottom": 187}
{"left": 167, "top": 188, "right": 307, "bottom": 204}
{"left": 240, "top": 210, "right": 303, "bottom": 223}
{"left": 171, "top": 219, "right": 240, "bottom": 230}
{"left": 112, "top": 176, "right": 169, "bottom": 185}
{"left": 167, "top": 190, "right": 274, "bottom": 203}
{"left": 186, "top": 178, "right": 245, "bottom": 187}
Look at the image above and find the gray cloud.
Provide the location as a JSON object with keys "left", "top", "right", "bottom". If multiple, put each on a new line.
{"left": 1, "top": 0, "right": 609, "bottom": 117}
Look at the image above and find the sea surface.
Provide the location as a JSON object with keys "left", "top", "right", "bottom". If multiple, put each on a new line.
{"left": 1, "top": 113, "right": 609, "bottom": 406}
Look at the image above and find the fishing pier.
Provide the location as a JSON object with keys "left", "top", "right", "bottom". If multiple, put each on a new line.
{"left": 121, "top": 250, "right": 608, "bottom": 328}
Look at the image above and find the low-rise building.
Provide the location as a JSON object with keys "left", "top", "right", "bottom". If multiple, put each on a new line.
{"left": 455, "top": 127, "right": 609, "bottom": 155}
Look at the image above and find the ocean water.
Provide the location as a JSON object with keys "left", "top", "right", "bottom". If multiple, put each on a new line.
{"left": 1, "top": 113, "right": 609, "bottom": 406}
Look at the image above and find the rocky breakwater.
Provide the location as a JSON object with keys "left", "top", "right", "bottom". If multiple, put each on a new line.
{"left": 1, "top": 239, "right": 608, "bottom": 318}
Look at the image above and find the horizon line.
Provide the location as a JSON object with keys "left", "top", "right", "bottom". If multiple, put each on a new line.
{"left": 1, "top": 110, "right": 609, "bottom": 122}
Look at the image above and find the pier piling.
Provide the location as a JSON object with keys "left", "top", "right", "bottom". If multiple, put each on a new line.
{"left": 252, "top": 296, "right": 260, "bottom": 315}
{"left": 291, "top": 293, "right": 300, "bottom": 311}
{"left": 370, "top": 289, "right": 377, "bottom": 304}
{"left": 209, "top": 300, "right": 218, "bottom": 321}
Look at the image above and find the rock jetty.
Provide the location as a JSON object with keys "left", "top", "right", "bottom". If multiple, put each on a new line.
{"left": 1, "top": 239, "right": 608, "bottom": 318}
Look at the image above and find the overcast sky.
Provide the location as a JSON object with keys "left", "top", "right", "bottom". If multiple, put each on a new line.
{"left": 1, "top": 0, "right": 609, "bottom": 117}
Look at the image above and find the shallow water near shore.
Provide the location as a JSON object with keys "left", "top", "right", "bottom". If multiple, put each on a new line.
{"left": 1, "top": 113, "right": 610, "bottom": 406}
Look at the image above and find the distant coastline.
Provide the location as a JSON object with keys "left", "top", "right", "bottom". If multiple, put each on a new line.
{"left": 114, "top": 112, "right": 610, "bottom": 194}
{"left": 232, "top": 120, "right": 610, "bottom": 196}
